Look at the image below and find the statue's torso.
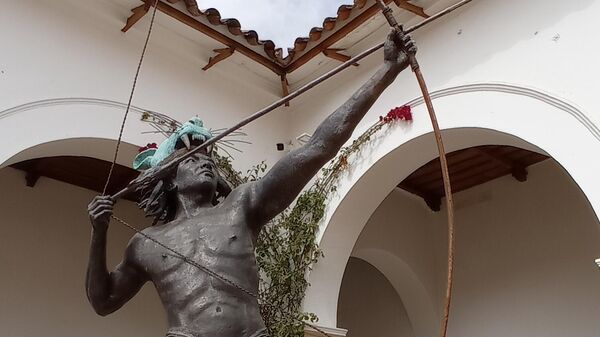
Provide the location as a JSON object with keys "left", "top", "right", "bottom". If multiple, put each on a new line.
{"left": 132, "top": 196, "right": 265, "bottom": 337}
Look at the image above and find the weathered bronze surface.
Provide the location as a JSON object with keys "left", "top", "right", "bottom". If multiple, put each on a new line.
{"left": 86, "top": 30, "right": 415, "bottom": 337}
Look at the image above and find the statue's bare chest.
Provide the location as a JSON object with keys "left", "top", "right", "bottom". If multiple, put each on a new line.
{"left": 135, "top": 210, "right": 257, "bottom": 283}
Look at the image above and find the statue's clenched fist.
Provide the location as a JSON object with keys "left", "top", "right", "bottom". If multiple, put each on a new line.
{"left": 384, "top": 28, "right": 417, "bottom": 71}
{"left": 88, "top": 195, "right": 114, "bottom": 231}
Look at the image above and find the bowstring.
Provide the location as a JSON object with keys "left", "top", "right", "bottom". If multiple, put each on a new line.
{"left": 102, "top": 0, "right": 159, "bottom": 195}
{"left": 101, "top": 2, "right": 331, "bottom": 336}
{"left": 111, "top": 215, "right": 332, "bottom": 337}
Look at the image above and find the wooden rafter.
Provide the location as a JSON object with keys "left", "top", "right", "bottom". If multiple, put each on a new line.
{"left": 285, "top": 0, "right": 426, "bottom": 73}
{"left": 393, "top": 0, "right": 429, "bottom": 18}
{"left": 280, "top": 74, "right": 290, "bottom": 107}
{"left": 322, "top": 49, "right": 359, "bottom": 66}
{"left": 120, "top": 0, "right": 428, "bottom": 75}
{"left": 202, "top": 47, "right": 235, "bottom": 71}
{"left": 122, "top": 4, "right": 150, "bottom": 32}
{"left": 397, "top": 146, "right": 549, "bottom": 211}
{"left": 286, "top": 2, "right": 384, "bottom": 73}
{"left": 121, "top": 0, "right": 284, "bottom": 75}
{"left": 475, "top": 147, "right": 528, "bottom": 182}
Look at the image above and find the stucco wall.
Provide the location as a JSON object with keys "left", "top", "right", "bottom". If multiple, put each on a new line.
{"left": 0, "top": 167, "right": 166, "bottom": 337}
{"left": 345, "top": 159, "right": 600, "bottom": 337}
{"left": 300, "top": 0, "right": 600, "bottom": 327}
{"left": 0, "top": 0, "right": 288, "bottom": 171}
{"left": 337, "top": 258, "right": 414, "bottom": 337}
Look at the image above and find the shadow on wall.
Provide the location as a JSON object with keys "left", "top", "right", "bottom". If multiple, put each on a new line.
{"left": 337, "top": 257, "right": 415, "bottom": 337}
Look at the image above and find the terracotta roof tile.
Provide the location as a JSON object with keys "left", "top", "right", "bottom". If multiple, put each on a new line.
{"left": 167, "top": 0, "right": 382, "bottom": 67}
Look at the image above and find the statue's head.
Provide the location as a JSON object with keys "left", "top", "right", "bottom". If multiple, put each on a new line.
{"left": 175, "top": 152, "right": 218, "bottom": 196}
{"left": 134, "top": 117, "right": 231, "bottom": 223}
{"left": 137, "top": 147, "right": 232, "bottom": 223}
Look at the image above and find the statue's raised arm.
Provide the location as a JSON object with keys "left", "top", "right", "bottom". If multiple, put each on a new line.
{"left": 247, "top": 29, "right": 416, "bottom": 227}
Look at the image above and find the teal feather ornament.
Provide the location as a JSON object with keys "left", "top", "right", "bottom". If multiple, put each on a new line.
{"left": 133, "top": 117, "right": 213, "bottom": 170}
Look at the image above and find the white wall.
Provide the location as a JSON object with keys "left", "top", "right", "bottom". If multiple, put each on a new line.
{"left": 337, "top": 258, "right": 414, "bottom": 337}
{"left": 345, "top": 159, "right": 600, "bottom": 337}
{"left": 287, "top": 0, "right": 600, "bottom": 139}
{"left": 302, "top": 0, "right": 600, "bottom": 326}
{"left": 0, "top": 167, "right": 167, "bottom": 337}
{"left": 446, "top": 160, "right": 600, "bottom": 337}
{"left": 4, "top": 0, "right": 600, "bottom": 335}
{"left": 0, "top": 0, "right": 289, "bottom": 172}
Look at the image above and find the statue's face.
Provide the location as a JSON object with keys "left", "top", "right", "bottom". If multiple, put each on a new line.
{"left": 174, "top": 153, "right": 218, "bottom": 198}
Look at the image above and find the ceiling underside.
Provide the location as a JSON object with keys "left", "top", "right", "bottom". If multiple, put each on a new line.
{"left": 397, "top": 145, "right": 549, "bottom": 211}
{"left": 10, "top": 145, "right": 549, "bottom": 210}
{"left": 11, "top": 156, "right": 141, "bottom": 202}
{"left": 122, "top": 0, "right": 433, "bottom": 75}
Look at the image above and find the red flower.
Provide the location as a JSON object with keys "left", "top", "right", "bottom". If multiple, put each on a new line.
{"left": 383, "top": 105, "right": 412, "bottom": 124}
{"left": 138, "top": 142, "right": 158, "bottom": 152}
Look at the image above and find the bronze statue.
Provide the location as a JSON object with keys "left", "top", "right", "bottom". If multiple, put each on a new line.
{"left": 86, "top": 29, "right": 415, "bottom": 337}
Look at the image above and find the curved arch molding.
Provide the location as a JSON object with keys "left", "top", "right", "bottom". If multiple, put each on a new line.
{"left": 302, "top": 82, "right": 600, "bottom": 332}
{"left": 0, "top": 97, "right": 164, "bottom": 167}
{"left": 404, "top": 83, "right": 600, "bottom": 143}
{"left": 0, "top": 97, "right": 151, "bottom": 120}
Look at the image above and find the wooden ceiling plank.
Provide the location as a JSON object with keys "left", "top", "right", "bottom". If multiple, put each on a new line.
{"left": 449, "top": 166, "right": 513, "bottom": 191}
{"left": 398, "top": 146, "right": 552, "bottom": 204}
{"left": 409, "top": 155, "right": 491, "bottom": 187}
{"left": 475, "top": 147, "right": 531, "bottom": 183}
{"left": 404, "top": 148, "right": 482, "bottom": 180}
{"left": 419, "top": 160, "right": 503, "bottom": 191}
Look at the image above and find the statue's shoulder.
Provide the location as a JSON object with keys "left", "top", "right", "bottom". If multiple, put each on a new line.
{"left": 125, "top": 230, "right": 156, "bottom": 258}
{"left": 119, "top": 232, "right": 151, "bottom": 272}
{"left": 221, "top": 181, "right": 255, "bottom": 205}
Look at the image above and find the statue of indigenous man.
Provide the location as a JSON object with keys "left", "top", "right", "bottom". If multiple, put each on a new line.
{"left": 86, "top": 29, "right": 416, "bottom": 337}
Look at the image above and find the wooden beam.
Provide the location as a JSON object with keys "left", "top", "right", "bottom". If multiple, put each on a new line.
{"left": 122, "top": 4, "right": 150, "bottom": 32}
{"left": 393, "top": 0, "right": 429, "bottom": 18}
{"left": 202, "top": 47, "right": 235, "bottom": 71}
{"left": 280, "top": 74, "right": 290, "bottom": 107}
{"left": 397, "top": 181, "right": 441, "bottom": 212}
{"left": 475, "top": 147, "right": 528, "bottom": 182}
{"left": 25, "top": 170, "right": 40, "bottom": 188}
{"left": 322, "top": 49, "right": 359, "bottom": 66}
{"left": 286, "top": 1, "right": 389, "bottom": 73}
{"left": 425, "top": 195, "right": 442, "bottom": 212}
{"left": 286, "top": 0, "right": 427, "bottom": 72}
{"left": 122, "top": 0, "right": 428, "bottom": 75}
{"left": 150, "top": 1, "right": 284, "bottom": 75}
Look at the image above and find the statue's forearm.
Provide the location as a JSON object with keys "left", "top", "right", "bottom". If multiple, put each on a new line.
{"left": 86, "top": 228, "right": 112, "bottom": 314}
{"left": 310, "top": 62, "right": 400, "bottom": 155}
{"left": 248, "top": 63, "right": 402, "bottom": 225}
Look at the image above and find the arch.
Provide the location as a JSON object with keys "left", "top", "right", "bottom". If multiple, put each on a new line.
{"left": 0, "top": 97, "right": 161, "bottom": 168}
{"left": 303, "top": 83, "right": 600, "bottom": 328}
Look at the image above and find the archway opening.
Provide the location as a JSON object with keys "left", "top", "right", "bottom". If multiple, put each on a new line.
{"left": 0, "top": 138, "right": 164, "bottom": 337}
{"left": 337, "top": 257, "right": 415, "bottom": 337}
{"left": 334, "top": 138, "right": 600, "bottom": 337}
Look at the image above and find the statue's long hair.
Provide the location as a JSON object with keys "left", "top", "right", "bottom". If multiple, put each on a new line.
{"left": 136, "top": 147, "right": 232, "bottom": 224}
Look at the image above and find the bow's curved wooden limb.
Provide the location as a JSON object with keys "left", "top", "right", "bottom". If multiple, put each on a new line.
{"left": 374, "top": 1, "right": 456, "bottom": 337}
